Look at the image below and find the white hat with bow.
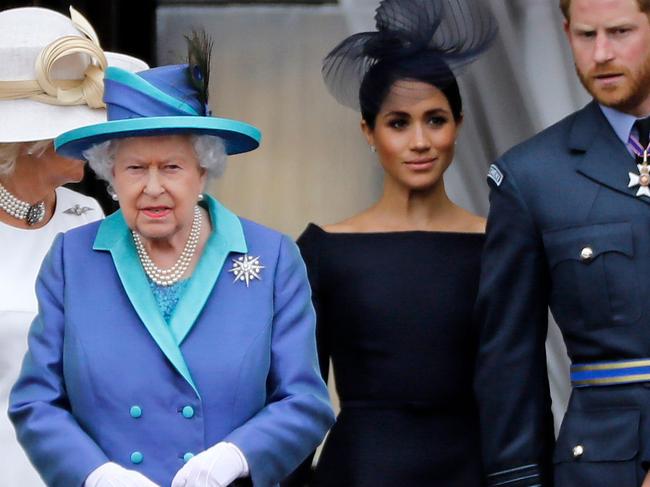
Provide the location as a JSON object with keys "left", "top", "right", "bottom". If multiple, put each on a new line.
{"left": 0, "top": 6, "right": 148, "bottom": 143}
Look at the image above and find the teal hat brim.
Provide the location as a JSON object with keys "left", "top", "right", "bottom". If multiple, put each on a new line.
{"left": 55, "top": 116, "right": 261, "bottom": 159}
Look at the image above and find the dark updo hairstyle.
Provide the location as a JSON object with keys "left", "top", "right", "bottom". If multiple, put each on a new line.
{"left": 321, "top": 0, "right": 497, "bottom": 127}
{"left": 359, "top": 51, "right": 462, "bottom": 129}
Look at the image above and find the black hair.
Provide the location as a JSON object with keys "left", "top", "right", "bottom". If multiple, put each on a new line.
{"left": 360, "top": 52, "right": 462, "bottom": 129}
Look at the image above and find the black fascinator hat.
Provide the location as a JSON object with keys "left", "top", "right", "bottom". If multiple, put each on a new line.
{"left": 322, "top": 0, "right": 498, "bottom": 118}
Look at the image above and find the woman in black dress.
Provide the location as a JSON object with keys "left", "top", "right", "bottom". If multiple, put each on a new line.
{"left": 291, "top": 1, "right": 498, "bottom": 486}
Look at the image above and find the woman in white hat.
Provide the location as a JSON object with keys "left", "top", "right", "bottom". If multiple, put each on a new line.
{"left": 0, "top": 6, "right": 147, "bottom": 485}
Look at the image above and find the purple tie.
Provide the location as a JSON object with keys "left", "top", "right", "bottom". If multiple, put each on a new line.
{"left": 629, "top": 117, "right": 650, "bottom": 160}
{"left": 635, "top": 117, "right": 650, "bottom": 150}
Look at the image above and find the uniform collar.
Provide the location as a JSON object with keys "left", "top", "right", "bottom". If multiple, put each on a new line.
{"left": 570, "top": 102, "right": 650, "bottom": 205}
{"left": 599, "top": 104, "right": 637, "bottom": 148}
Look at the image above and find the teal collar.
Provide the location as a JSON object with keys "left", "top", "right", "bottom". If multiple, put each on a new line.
{"left": 93, "top": 195, "right": 247, "bottom": 397}
{"left": 168, "top": 196, "right": 247, "bottom": 344}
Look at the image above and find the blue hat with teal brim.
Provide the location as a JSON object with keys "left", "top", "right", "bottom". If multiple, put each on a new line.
{"left": 54, "top": 64, "right": 261, "bottom": 159}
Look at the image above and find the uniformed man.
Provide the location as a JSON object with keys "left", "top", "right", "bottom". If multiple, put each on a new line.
{"left": 475, "top": 0, "right": 650, "bottom": 486}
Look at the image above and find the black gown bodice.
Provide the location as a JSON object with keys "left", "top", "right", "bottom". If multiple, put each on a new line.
{"left": 296, "top": 224, "right": 485, "bottom": 487}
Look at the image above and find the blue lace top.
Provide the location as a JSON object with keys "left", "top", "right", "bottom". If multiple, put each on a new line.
{"left": 148, "top": 278, "right": 190, "bottom": 323}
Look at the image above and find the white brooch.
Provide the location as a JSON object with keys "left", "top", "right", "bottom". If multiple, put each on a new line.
{"left": 229, "top": 255, "right": 265, "bottom": 287}
{"left": 63, "top": 204, "right": 95, "bottom": 216}
{"left": 629, "top": 163, "right": 650, "bottom": 197}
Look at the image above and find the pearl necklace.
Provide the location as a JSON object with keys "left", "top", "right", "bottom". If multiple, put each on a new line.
{"left": 0, "top": 182, "right": 46, "bottom": 225}
{"left": 132, "top": 206, "right": 202, "bottom": 287}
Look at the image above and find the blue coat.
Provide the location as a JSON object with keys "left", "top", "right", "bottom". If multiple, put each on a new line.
{"left": 9, "top": 196, "right": 335, "bottom": 487}
{"left": 475, "top": 101, "right": 650, "bottom": 487}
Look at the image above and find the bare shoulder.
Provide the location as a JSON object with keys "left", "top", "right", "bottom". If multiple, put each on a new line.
{"left": 453, "top": 207, "right": 486, "bottom": 234}
{"left": 466, "top": 213, "right": 487, "bottom": 233}
{"left": 321, "top": 211, "right": 373, "bottom": 234}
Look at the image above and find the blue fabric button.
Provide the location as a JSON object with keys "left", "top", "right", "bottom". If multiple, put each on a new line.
{"left": 131, "top": 451, "right": 144, "bottom": 464}
{"left": 183, "top": 452, "right": 194, "bottom": 463}
{"left": 130, "top": 406, "right": 142, "bottom": 418}
{"left": 182, "top": 406, "right": 195, "bottom": 419}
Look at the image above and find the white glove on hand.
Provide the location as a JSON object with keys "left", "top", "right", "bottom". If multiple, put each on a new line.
{"left": 84, "top": 462, "right": 160, "bottom": 487}
{"left": 171, "top": 442, "right": 249, "bottom": 487}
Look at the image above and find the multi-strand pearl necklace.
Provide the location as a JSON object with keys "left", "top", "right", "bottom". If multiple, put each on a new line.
{"left": 0, "top": 182, "right": 46, "bottom": 225}
{"left": 132, "top": 206, "right": 202, "bottom": 286}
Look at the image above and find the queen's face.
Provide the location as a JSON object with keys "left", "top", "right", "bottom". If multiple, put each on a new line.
{"left": 363, "top": 80, "right": 460, "bottom": 191}
{"left": 112, "top": 135, "right": 207, "bottom": 243}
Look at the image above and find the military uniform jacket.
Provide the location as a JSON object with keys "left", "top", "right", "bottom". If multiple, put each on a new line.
{"left": 475, "top": 101, "right": 650, "bottom": 487}
{"left": 9, "top": 196, "right": 335, "bottom": 487}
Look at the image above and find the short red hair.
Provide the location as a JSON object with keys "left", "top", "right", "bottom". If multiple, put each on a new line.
{"left": 560, "top": 0, "right": 650, "bottom": 19}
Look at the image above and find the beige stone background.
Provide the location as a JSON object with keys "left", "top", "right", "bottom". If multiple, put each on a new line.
{"left": 158, "top": 0, "right": 590, "bottom": 433}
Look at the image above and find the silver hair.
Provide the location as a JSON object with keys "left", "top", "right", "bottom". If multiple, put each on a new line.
{"left": 83, "top": 134, "right": 228, "bottom": 183}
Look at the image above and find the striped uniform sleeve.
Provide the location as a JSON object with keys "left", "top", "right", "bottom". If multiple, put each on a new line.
{"left": 474, "top": 160, "right": 555, "bottom": 487}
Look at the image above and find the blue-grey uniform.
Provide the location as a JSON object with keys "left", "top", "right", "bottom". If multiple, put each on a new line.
{"left": 475, "top": 100, "right": 650, "bottom": 487}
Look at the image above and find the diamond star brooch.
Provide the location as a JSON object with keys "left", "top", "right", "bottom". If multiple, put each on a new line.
{"left": 229, "top": 255, "right": 265, "bottom": 287}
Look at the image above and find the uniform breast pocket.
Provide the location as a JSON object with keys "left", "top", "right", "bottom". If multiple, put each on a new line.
{"left": 543, "top": 222, "right": 640, "bottom": 331}
{"left": 553, "top": 408, "right": 640, "bottom": 487}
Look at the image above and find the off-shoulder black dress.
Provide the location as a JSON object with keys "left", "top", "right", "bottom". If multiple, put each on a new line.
{"left": 296, "top": 223, "right": 485, "bottom": 487}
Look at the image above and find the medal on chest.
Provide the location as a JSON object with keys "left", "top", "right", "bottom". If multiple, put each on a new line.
{"left": 628, "top": 138, "right": 650, "bottom": 197}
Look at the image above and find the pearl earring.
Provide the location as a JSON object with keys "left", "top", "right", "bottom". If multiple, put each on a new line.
{"left": 107, "top": 185, "right": 118, "bottom": 201}
{"left": 198, "top": 193, "right": 204, "bottom": 201}
{"left": 370, "top": 145, "right": 376, "bottom": 153}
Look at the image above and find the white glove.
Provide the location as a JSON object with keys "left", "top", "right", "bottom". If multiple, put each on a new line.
{"left": 84, "top": 462, "right": 160, "bottom": 487}
{"left": 171, "top": 442, "right": 249, "bottom": 487}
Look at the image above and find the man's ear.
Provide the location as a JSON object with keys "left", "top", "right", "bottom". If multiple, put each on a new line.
{"left": 563, "top": 18, "right": 571, "bottom": 39}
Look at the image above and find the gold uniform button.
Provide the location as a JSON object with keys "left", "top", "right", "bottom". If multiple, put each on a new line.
{"left": 572, "top": 444, "right": 584, "bottom": 458}
{"left": 580, "top": 247, "right": 594, "bottom": 262}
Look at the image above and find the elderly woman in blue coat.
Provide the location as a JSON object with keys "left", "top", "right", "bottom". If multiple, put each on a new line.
{"left": 9, "top": 37, "right": 334, "bottom": 487}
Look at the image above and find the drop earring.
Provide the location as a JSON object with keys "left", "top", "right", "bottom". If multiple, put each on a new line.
{"left": 370, "top": 145, "right": 376, "bottom": 153}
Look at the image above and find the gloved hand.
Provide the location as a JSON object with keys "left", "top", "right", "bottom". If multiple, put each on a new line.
{"left": 171, "top": 442, "right": 249, "bottom": 487}
{"left": 84, "top": 462, "right": 161, "bottom": 487}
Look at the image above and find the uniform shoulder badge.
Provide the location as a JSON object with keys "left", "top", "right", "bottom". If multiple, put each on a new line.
{"left": 487, "top": 164, "right": 504, "bottom": 187}
{"left": 63, "top": 204, "right": 95, "bottom": 216}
